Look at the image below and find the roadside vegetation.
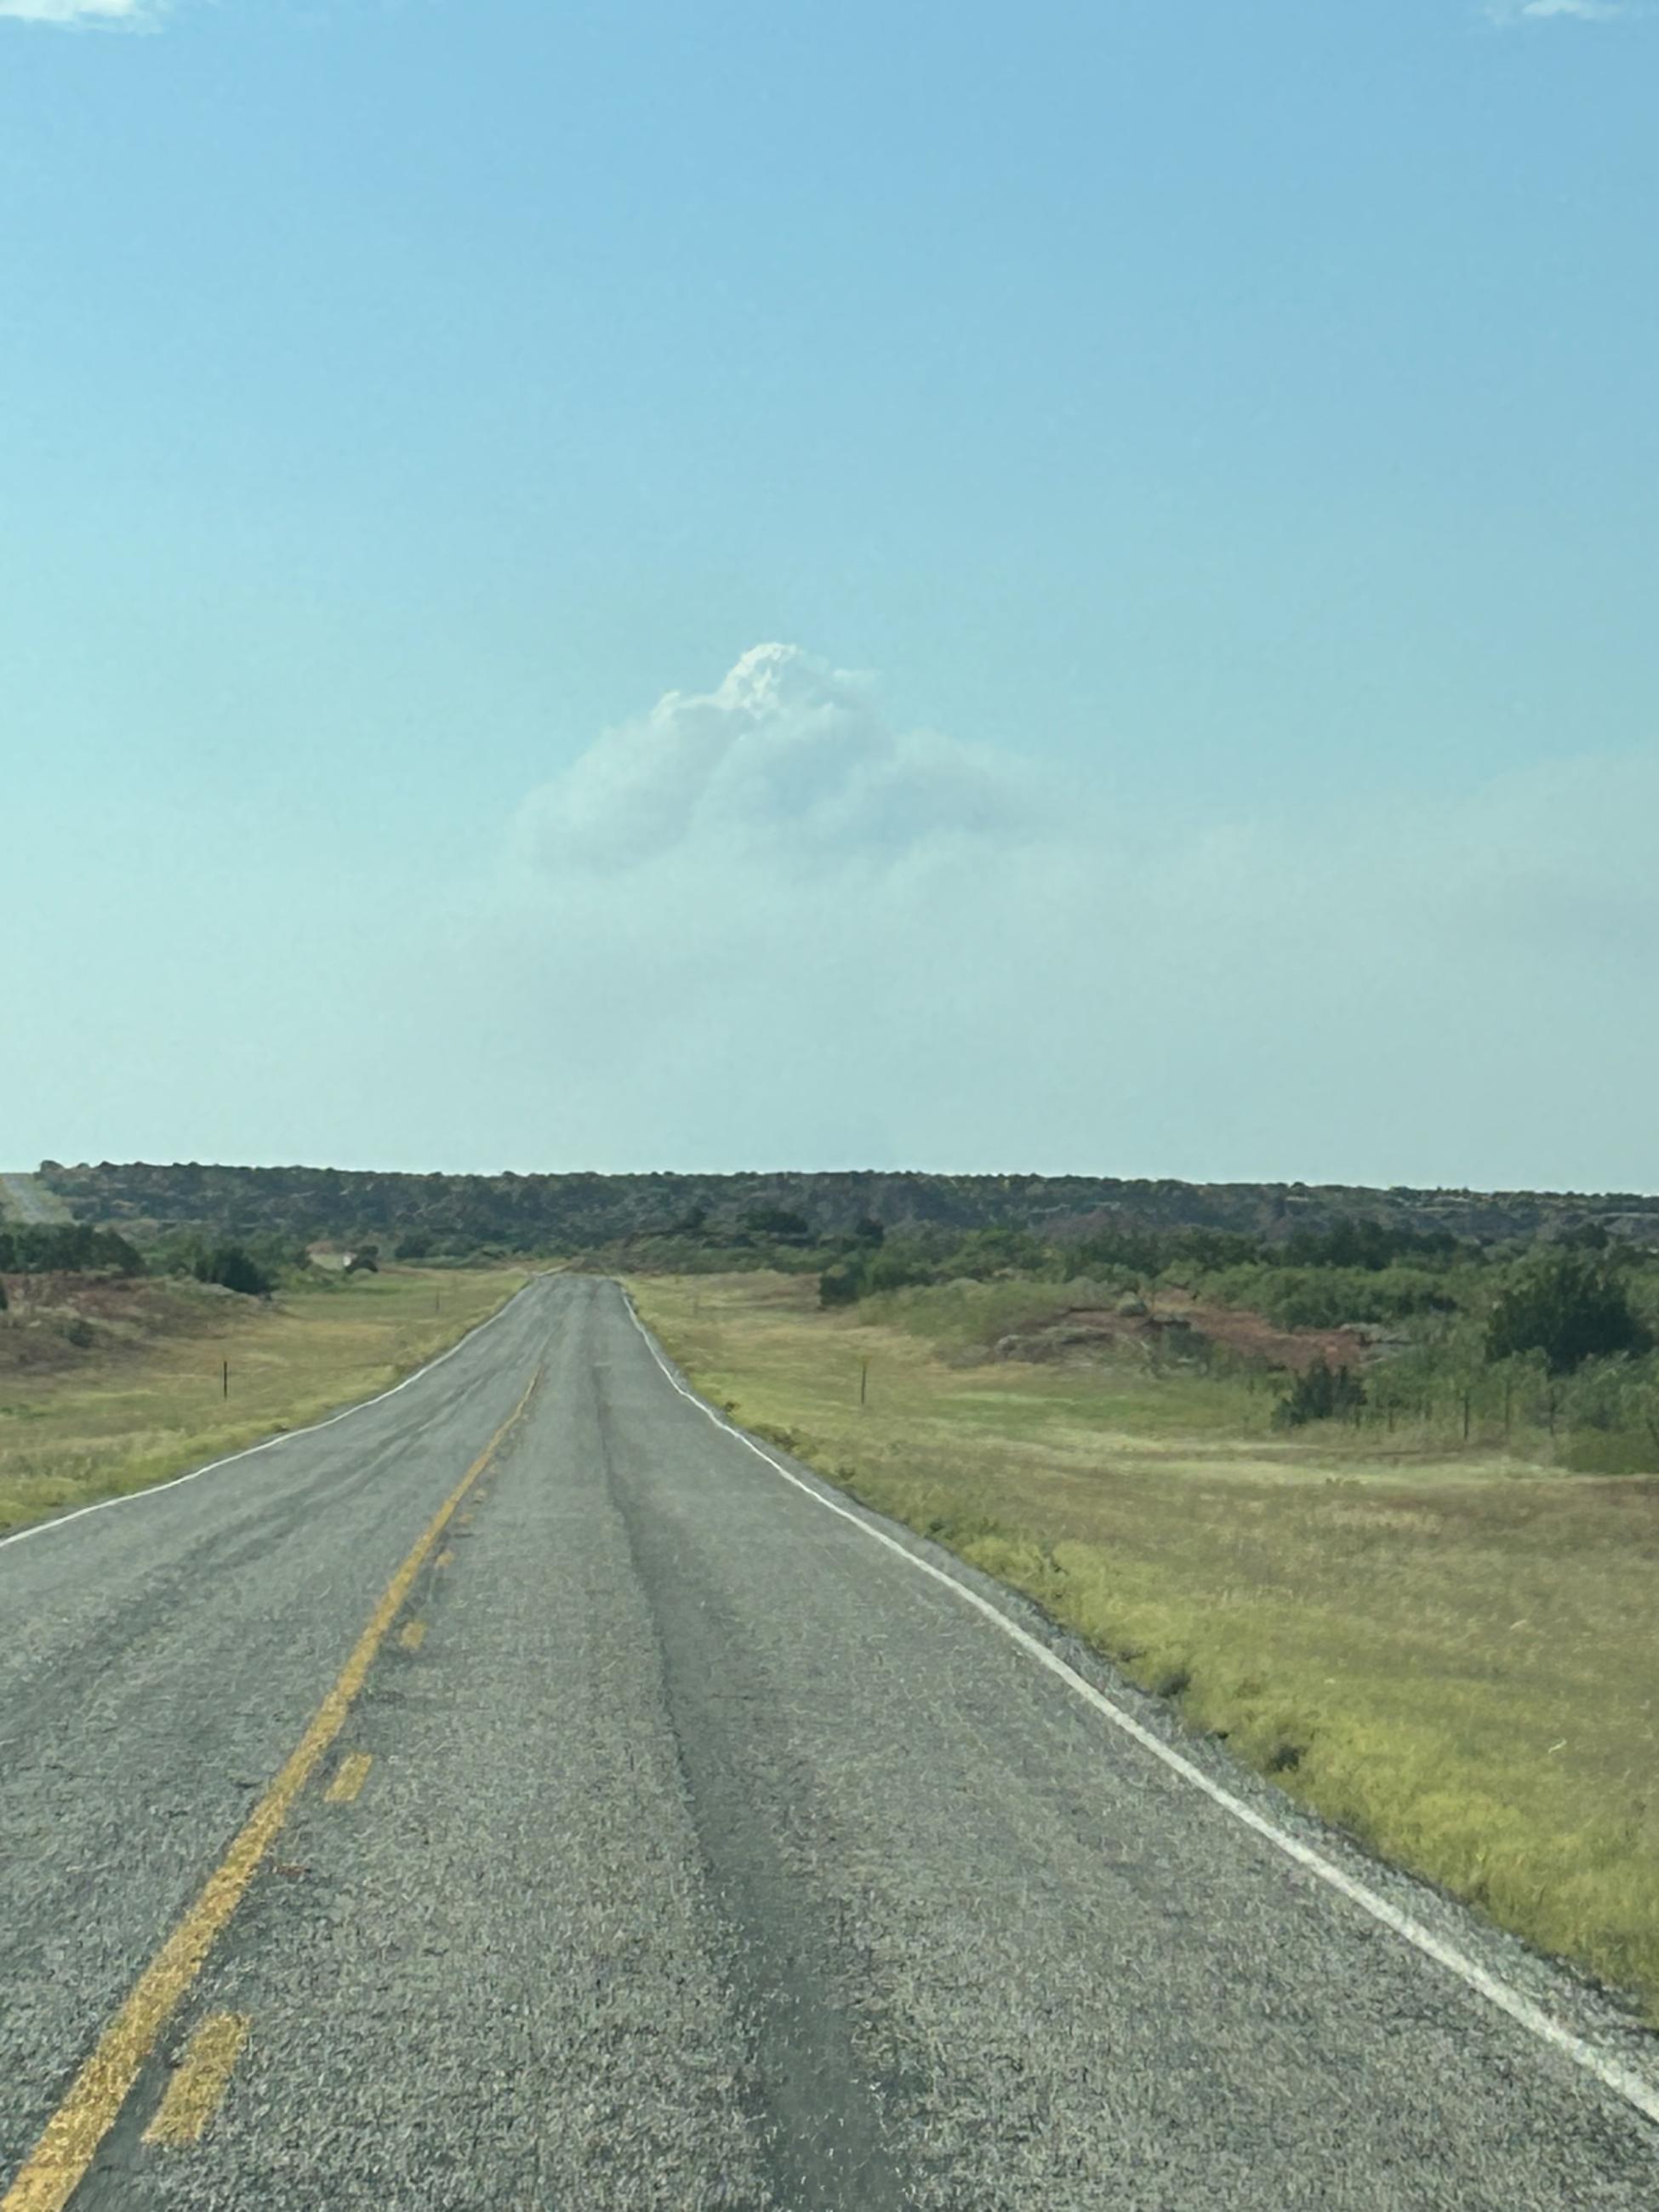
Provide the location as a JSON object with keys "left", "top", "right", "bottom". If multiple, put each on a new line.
{"left": 0, "top": 1261, "right": 526, "bottom": 1539}
{"left": 629, "top": 1256, "right": 1659, "bottom": 2030}
{"left": 36, "top": 1154, "right": 1659, "bottom": 1260}
{"left": 13, "top": 1160, "right": 1659, "bottom": 2017}
{"left": 813, "top": 1214, "right": 1659, "bottom": 1474}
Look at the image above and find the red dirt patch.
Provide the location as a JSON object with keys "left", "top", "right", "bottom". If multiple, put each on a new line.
{"left": 992, "top": 1293, "right": 1370, "bottom": 1376}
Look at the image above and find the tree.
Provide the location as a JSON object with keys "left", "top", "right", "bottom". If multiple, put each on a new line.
{"left": 741, "top": 1205, "right": 812, "bottom": 1241}
{"left": 1283, "top": 1217, "right": 1462, "bottom": 1271}
{"left": 1176, "top": 1229, "right": 1262, "bottom": 1270}
{"left": 1560, "top": 1221, "right": 1611, "bottom": 1252}
{"left": 1274, "top": 1357, "right": 1366, "bottom": 1428}
{"left": 947, "top": 1227, "right": 1049, "bottom": 1279}
{"left": 862, "top": 1246, "right": 937, "bottom": 1294}
{"left": 194, "top": 1243, "right": 274, "bottom": 1297}
{"left": 1484, "top": 1251, "right": 1651, "bottom": 1377}
{"left": 0, "top": 1224, "right": 143, "bottom": 1276}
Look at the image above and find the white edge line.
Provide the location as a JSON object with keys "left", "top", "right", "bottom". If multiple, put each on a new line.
{"left": 620, "top": 1286, "right": 1659, "bottom": 2134}
{"left": 0, "top": 1274, "right": 540, "bottom": 1554}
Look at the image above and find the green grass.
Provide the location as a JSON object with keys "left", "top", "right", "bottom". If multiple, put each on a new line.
{"left": 0, "top": 1266, "right": 528, "bottom": 1538}
{"left": 631, "top": 1268, "right": 1659, "bottom": 2028}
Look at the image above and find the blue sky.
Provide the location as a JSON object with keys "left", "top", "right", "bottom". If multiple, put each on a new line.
{"left": 4, "top": 0, "right": 1656, "bottom": 1189}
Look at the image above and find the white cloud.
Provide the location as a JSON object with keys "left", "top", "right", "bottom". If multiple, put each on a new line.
{"left": 519, "top": 642, "right": 1035, "bottom": 879}
{"left": 1486, "top": 1, "right": 1631, "bottom": 21}
{"left": 0, "top": 0, "right": 155, "bottom": 22}
{"left": 452, "top": 644, "right": 1659, "bottom": 1186}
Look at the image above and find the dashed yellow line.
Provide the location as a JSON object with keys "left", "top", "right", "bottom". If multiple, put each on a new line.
{"left": 141, "top": 2013, "right": 249, "bottom": 2146}
{"left": 435, "top": 1548, "right": 455, "bottom": 1569}
{"left": 399, "top": 1618, "right": 427, "bottom": 1652}
{"left": 324, "top": 1752, "right": 374, "bottom": 1804}
{"left": 0, "top": 1365, "right": 540, "bottom": 2212}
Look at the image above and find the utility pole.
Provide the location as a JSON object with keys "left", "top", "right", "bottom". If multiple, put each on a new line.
{"left": 859, "top": 1359, "right": 868, "bottom": 1406}
{"left": 222, "top": 1360, "right": 229, "bottom": 1400}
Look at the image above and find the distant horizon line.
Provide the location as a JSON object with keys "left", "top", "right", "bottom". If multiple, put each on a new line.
{"left": 23, "top": 1161, "right": 1659, "bottom": 1206}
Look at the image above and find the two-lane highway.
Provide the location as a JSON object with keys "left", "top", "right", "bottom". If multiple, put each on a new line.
{"left": 3, "top": 1274, "right": 1657, "bottom": 2208}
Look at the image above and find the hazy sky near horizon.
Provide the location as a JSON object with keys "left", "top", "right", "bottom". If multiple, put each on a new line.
{"left": 5, "top": 1, "right": 1656, "bottom": 1191}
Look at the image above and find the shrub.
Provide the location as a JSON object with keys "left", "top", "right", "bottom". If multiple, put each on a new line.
{"left": 741, "top": 1205, "right": 812, "bottom": 1241}
{"left": 1274, "top": 1356, "right": 1366, "bottom": 1428}
{"left": 863, "top": 1247, "right": 938, "bottom": 1295}
{"left": 1207, "top": 1264, "right": 1455, "bottom": 1331}
{"left": 0, "top": 1224, "right": 144, "bottom": 1276}
{"left": 945, "top": 1228, "right": 1050, "bottom": 1279}
{"left": 1282, "top": 1217, "right": 1461, "bottom": 1270}
{"left": 1485, "top": 1252, "right": 1652, "bottom": 1377}
{"left": 194, "top": 1243, "right": 274, "bottom": 1297}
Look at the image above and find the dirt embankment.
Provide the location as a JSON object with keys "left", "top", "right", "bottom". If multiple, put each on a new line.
{"left": 0, "top": 1274, "right": 248, "bottom": 1377}
{"left": 992, "top": 1291, "right": 1375, "bottom": 1376}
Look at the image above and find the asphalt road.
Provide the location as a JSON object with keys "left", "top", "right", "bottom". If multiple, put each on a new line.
{"left": 3, "top": 1273, "right": 1657, "bottom": 2210}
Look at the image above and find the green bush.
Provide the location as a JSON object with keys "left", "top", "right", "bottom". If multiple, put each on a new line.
{"left": 1281, "top": 1217, "right": 1462, "bottom": 1270}
{"left": 945, "top": 1227, "right": 1051, "bottom": 1279}
{"left": 1205, "top": 1263, "right": 1455, "bottom": 1331}
{"left": 862, "top": 1246, "right": 939, "bottom": 1295}
{"left": 0, "top": 1224, "right": 144, "bottom": 1276}
{"left": 1274, "top": 1356, "right": 1367, "bottom": 1428}
{"left": 741, "top": 1205, "right": 812, "bottom": 1241}
{"left": 1485, "top": 1252, "right": 1652, "bottom": 1376}
{"left": 194, "top": 1243, "right": 275, "bottom": 1297}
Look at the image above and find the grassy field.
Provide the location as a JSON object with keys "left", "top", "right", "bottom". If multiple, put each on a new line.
{"left": 0, "top": 1265, "right": 528, "bottom": 1539}
{"left": 630, "top": 1268, "right": 1659, "bottom": 2027}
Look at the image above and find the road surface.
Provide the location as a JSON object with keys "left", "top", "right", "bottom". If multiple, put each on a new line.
{"left": 2, "top": 1274, "right": 1656, "bottom": 2209}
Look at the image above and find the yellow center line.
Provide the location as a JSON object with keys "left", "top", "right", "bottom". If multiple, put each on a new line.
{"left": 140, "top": 2014, "right": 250, "bottom": 2147}
{"left": 323, "top": 1751, "right": 374, "bottom": 1804}
{"left": 398, "top": 1618, "right": 427, "bottom": 1652}
{"left": 0, "top": 1366, "right": 540, "bottom": 2212}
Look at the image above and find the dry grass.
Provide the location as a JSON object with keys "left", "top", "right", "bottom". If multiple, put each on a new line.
{"left": 631, "top": 1269, "right": 1659, "bottom": 2027}
{"left": 0, "top": 1266, "right": 527, "bottom": 1538}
